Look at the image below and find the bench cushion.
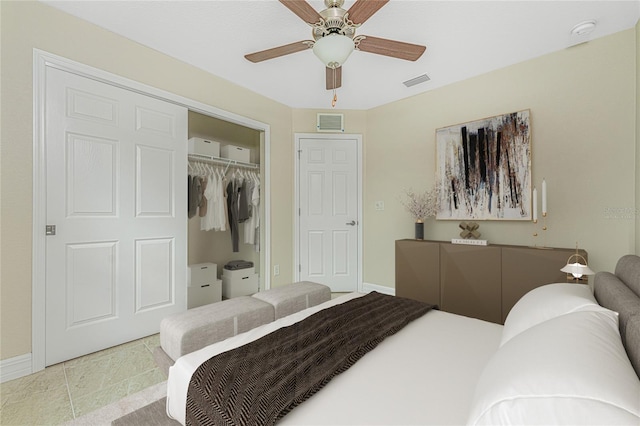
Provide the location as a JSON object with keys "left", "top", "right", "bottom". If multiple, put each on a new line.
{"left": 252, "top": 281, "right": 331, "bottom": 319}
{"left": 160, "top": 296, "right": 274, "bottom": 361}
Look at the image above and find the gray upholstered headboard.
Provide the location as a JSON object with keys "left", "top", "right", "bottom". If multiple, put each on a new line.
{"left": 594, "top": 255, "right": 640, "bottom": 378}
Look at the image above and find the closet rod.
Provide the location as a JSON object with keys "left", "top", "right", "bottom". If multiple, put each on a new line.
{"left": 188, "top": 154, "right": 259, "bottom": 170}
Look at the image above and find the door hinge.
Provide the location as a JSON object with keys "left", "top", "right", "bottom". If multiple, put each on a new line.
{"left": 45, "top": 225, "right": 56, "bottom": 236}
{"left": 298, "top": 149, "right": 302, "bottom": 159}
{"left": 299, "top": 264, "right": 301, "bottom": 272}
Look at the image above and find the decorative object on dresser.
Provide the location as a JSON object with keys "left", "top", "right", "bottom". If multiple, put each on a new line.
{"left": 531, "top": 178, "right": 549, "bottom": 247}
{"left": 395, "top": 239, "right": 588, "bottom": 324}
{"left": 452, "top": 221, "right": 488, "bottom": 245}
{"left": 436, "top": 110, "right": 531, "bottom": 221}
{"left": 399, "top": 186, "right": 438, "bottom": 240}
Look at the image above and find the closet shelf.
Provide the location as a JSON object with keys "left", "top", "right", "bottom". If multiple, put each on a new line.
{"left": 188, "top": 153, "right": 259, "bottom": 170}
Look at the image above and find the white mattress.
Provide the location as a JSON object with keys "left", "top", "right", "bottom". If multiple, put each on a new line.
{"left": 166, "top": 293, "right": 503, "bottom": 425}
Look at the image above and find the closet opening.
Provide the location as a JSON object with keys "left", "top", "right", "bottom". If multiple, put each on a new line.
{"left": 187, "top": 111, "right": 265, "bottom": 307}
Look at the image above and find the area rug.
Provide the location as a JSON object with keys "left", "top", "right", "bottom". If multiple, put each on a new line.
{"left": 111, "top": 397, "right": 179, "bottom": 425}
{"left": 65, "top": 381, "right": 176, "bottom": 426}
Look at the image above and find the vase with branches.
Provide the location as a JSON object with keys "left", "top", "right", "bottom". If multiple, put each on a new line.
{"left": 400, "top": 187, "right": 438, "bottom": 239}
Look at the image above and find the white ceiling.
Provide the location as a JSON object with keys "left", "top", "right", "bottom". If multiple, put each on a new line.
{"left": 41, "top": 0, "right": 640, "bottom": 110}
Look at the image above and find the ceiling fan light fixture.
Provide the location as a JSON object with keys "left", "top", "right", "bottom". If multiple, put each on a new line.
{"left": 313, "top": 34, "right": 354, "bottom": 68}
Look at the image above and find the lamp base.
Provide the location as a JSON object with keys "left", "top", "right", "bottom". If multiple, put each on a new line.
{"left": 565, "top": 274, "right": 589, "bottom": 284}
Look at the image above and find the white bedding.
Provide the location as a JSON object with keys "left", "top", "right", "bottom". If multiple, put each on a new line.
{"left": 166, "top": 292, "right": 503, "bottom": 425}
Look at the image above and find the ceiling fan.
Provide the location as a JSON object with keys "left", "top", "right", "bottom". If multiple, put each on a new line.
{"left": 244, "top": 0, "right": 426, "bottom": 104}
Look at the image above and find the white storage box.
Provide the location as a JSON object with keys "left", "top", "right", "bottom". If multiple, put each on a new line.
{"left": 220, "top": 144, "right": 251, "bottom": 163}
{"left": 222, "top": 269, "right": 259, "bottom": 299}
{"left": 188, "top": 262, "right": 218, "bottom": 286}
{"left": 187, "top": 279, "right": 222, "bottom": 309}
{"left": 188, "top": 137, "right": 220, "bottom": 158}
{"left": 222, "top": 266, "right": 255, "bottom": 278}
{"left": 188, "top": 263, "right": 222, "bottom": 308}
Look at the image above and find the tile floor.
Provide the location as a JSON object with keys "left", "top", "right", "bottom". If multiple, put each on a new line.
{"left": 0, "top": 334, "right": 165, "bottom": 425}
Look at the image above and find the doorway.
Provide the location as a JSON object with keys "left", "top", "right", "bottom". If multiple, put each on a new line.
{"left": 294, "top": 133, "right": 362, "bottom": 292}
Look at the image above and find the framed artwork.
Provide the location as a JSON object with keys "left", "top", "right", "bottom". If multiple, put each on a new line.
{"left": 436, "top": 110, "right": 531, "bottom": 220}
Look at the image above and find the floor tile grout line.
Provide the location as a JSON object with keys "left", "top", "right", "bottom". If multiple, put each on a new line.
{"left": 62, "top": 361, "right": 78, "bottom": 419}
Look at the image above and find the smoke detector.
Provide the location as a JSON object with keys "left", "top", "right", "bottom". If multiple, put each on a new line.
{"left": 570, "top": 20, "right": 597, "bottom": 36}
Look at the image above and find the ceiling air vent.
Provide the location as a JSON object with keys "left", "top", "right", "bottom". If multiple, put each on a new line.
{"left": 317, "top": 113, "right": 344, "bottom": 133}
{"left": 403, "top": 73, "right": 431, "bottom": 88}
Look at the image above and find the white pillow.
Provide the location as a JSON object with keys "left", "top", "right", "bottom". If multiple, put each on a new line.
{"left": 501, "top": 283, "right": 613, "bottom": 346}
{"left": 467, "top": 310, "right": 640, "bottom": 425}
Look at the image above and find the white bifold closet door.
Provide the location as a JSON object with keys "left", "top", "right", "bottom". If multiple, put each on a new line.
{"left": 44, "top": 67, "right": 188, "bottom": 365}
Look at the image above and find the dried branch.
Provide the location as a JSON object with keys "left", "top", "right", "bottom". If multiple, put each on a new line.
{"left": 400, "top": 186, "right": 438, "bottom": 221}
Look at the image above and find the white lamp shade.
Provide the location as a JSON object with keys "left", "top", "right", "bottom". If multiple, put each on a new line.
{"left": 561, "top": 262, "right": 595, "bottom": 278}
{"left": 313, "top": 34, "right": 355, "bottom": 68}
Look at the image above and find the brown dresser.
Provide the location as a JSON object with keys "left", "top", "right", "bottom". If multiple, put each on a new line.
{"left": 395, "top": 240, "right": 588, "bottom": 324}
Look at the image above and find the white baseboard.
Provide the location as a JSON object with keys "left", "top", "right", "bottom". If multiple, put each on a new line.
{"left": 0, "top": 353, "right": 32, "bottom": 383}
{"left": 361, "top": 282, "right": 395, "bottom": 296}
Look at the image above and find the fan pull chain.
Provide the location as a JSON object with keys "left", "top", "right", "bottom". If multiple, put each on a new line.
{"left": 331, "top": 67, "right": 338, "bottom": 108}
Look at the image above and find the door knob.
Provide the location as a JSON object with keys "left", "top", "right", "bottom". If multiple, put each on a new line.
{"left": 346, "top": 220, "right": 357, "bottom": 226}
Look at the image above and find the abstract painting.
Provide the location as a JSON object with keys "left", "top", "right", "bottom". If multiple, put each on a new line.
{"left": 436, "top": 110, "right": 531, "bottom": 220}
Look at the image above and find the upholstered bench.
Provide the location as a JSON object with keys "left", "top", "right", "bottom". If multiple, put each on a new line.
{"left": 252, "top": 281, "right": 331, "bottom": 319}
{"left": 154, "top": 281, "right": 331, "bottom": 375}
{"left": 159, "top": 296, "right": 274, "bottom": 362}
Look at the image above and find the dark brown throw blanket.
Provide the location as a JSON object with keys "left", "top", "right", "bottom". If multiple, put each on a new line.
{"left": 185, "top": 292, "right": 434, "bottom": 426}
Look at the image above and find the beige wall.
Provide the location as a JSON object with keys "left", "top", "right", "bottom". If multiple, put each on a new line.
{"left": 364, "top": 29, "right": 637, "bottom": 289}
{"left": 0, "top": 1, "right": 294, "bottom": 360}
{"left": 637, "top": 20, "right": 640, "bottom": 254}
{"left": 1, "top": 1, "right": 637, "bottom": 363}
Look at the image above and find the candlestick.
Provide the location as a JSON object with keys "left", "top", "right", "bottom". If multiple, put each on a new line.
{"left": 532, "top": 187, "right": 537, "bottom": 222}
{"left": 541, "top": 179, "right": 547, "bottom": 216}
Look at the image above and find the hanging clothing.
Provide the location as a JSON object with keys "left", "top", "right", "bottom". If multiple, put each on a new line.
{"left": 198, "top": 176, "right": 208, "bottom": 218}
{"left": 188, "top": 175, "right": 202, "bottom": 219}
{"left": 227, "top": 179, "right": 240, "bottom": 252}
{"left": 220, "top": 174, "right": 228, "bottom": 232}
{"left": 187, "top": 175, "right": 192, "bottom": 216}
{"left": 244, "top": 176, "right": 259, "bottom": 246}
{"left": 200, "top": 174, "right": 216, "bottom": 231}
{"left": 238, "top": 177, "right": 250, "bottom": 223}
{"left": 188, "top": 159, "right": 260, "bottom": 253}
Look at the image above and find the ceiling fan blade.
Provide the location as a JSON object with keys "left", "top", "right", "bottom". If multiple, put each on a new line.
{"left": 357, "top": 35, "right": 426, "bottom": 61}
{"left": 245, "top": 41, "right": 313, "bottom": 63}
{"left": 279, "top": 0, "right": 322, "bottom": 24}
{"left": 326, "top": 67, "right": 342, "bottom": 90}
{"left": 347, "top": 0, "right": 389, "bottom": 24}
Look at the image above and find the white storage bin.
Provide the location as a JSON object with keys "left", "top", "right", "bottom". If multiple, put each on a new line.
{"left": 188, "top": 137, "right": 220, "bottom": 158}
{"left": 188, "top": 263, "right": 221, "bottom": 308}
{"left": 188, "top": 263, "right": 218, "bottom": 286}
{"left": 188, "top": 279, "right": 222, "bottom": 309}
{"left": 222, "top": 271, "right": 259, "bottom": 299}
{"left": 222, "top": 266, "right": 255, "bottom": 278}
{"left": 220, "top": 144, "right": 251, "bottom": 163}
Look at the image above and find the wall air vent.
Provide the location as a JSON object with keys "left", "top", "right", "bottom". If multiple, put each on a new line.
{"left": 403, "top": 73, "right": 431, "bottom": 88}
{"left": 317, "top": 113, "right": 344, "bottom": 133}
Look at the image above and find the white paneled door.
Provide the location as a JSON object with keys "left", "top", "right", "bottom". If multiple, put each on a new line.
{"left": 45, "top": 68, "right": 188, "bottom": 365}
{"left": 298, "top": 136, "right": 360, "bottom": 292}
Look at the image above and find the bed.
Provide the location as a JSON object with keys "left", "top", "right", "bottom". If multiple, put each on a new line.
{"left": 166, "top": 255, "right": 640, "bottom": 425}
